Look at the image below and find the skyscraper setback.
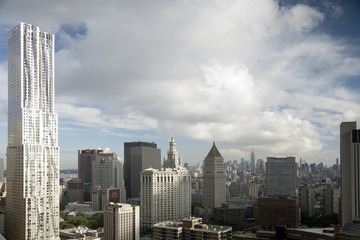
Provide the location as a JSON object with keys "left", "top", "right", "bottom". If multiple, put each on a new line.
{"left": 6, "top": 23, "right": 59, "bottom": 239}
{"left": 140, "top": 136, "right": 191, "bottom": 228}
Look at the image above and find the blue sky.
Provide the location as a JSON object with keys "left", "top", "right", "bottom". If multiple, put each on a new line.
{"left": 0, "top": 0, "right": 359, "bottom": 168}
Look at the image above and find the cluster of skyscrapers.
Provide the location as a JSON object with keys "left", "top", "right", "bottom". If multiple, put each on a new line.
{"left": 2, "top": 21, "right": 360, "bottom": 240}
{"left": 75, "top": 149, "right": 126, "bottom": 208}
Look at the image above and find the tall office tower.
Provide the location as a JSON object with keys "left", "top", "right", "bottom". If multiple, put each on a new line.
{"left": 260, "top": 159, "right": 265, "bottom": 169}
{"left": 104, "top": 203, "right": 140, "bottom": 240}
{"left": 140, "top": 167, "right": 191, "bottom": 228}
{"left": 249, "top": 182, "right": 259, "bottom": 199}
{"left": 265, "top": 157, "right": 297, "bottom": 197}
{"left": 67, "top": 178, "right": 85, "bottom": 203}
{"left": 124, "top": 142, "right": 161, "bottom": 198}
{"left": 309, "top": 163, "right": 316, "bottom": 173}
{"left": 298, "top": 185, "right": 315, "bottom": 217}
{"left": 92, "top": 151, "right": 126, "bottom": 191}
{"left": 256, "top": 158, "right": 264, "bottom": 170}
{"left": 324, "top": 184, "right": 340, "bottom": 215}
{"left": 250, "top": 148, "right": 255, "bottom": 171}
{"left": 0, "top": 159, "right": 3, "bottom": 182}
{"left": 140, "top": 136, "right": 191, "bottom": 228}
{"left": 203, "top": 142, "right": 226, "bottom": 209}
{"left": 92, "top": 151, "right": 126, "bottom": 210}
{"left": 340, "top": 121, "right": 360, "bottom": 225}
{"left": 6, "top": 22, "right": 59, "bottom": 239}
{"left": 163, "top": 134, "right": 182, "bottom": 168}
{"left": 78, "top": 149, "right": 104, "bottom": 184}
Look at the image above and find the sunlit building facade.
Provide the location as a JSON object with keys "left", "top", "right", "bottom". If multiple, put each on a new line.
{"left": 104, "top": 203, "right": 140, "bottom": 240}
{"left": 140, "top": 136, "right": 191, "bottom": 228}
{"left": 92, "top": 151, "right": 126, "bottom": 205}
{"left": 6, "top": 22, "right": 59, "bottom": 239}
{"left": 203, "top": 142, "right": 226, "bottom": 209}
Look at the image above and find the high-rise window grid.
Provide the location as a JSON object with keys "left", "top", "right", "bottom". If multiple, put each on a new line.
{"left": 6, "top": 22, "right": 59, "bottom": 240}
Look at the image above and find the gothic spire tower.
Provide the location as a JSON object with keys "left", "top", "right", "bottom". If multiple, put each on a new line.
{"left": 6, "top": 22, "right": 59, "bottom": 239}
{"left": 163, "top": 133, "right": 183, "bottom": 168}
{"left": 141, "top": 134, "right": 191, "bottom": 228}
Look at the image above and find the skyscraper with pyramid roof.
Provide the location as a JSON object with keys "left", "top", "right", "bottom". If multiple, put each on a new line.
{"left": 203, "top": 142, "right": 226, "bottom": 209}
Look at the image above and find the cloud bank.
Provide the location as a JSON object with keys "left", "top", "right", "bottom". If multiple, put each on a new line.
{"left": 0, "top": 0, "right": 359, "bottom": 165}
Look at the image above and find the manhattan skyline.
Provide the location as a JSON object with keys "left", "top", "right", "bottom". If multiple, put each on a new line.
{"left": 0, "top": 1, "right": 360, "bottom": 168}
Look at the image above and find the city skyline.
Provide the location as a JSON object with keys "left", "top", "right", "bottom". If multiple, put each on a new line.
{"left": 0, "top": 1, "right": 360, "bottom": 168}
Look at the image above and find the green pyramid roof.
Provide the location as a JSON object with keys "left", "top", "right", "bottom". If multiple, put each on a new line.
{"left": 206, "top": 142, "right": 222, "bottom": 158}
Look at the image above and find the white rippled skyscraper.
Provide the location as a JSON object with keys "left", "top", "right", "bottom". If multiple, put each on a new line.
{"left": 6, "top": 22, "right": 59, "bottom": 240}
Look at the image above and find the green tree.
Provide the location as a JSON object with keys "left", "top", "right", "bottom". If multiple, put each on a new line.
{"left": 60, "top": 211, "right": 104, "bottom": 230}
{"left": 76, "top": 211, "right": 84, "bottom": 217}
{"left": 60, "top": 211, "right": 67, "bottom": 221}
{"left": 60, "top": 221, "right": 74, "bottom": 229}
{"left": 301, "top": 212, "right": 339, "bottom": 227}
{"left": 87, "top": 219, "right": 98, "bottom": 230}
{"left": 67, "top": 215, "right": 88, "bottom": 227}
{"left": 91, "top": 213, "right": 103, "bottom": 228}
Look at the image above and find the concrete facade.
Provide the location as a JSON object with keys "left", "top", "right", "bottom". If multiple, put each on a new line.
{"left": 265, "top": 157, "right": 297, "bottom": 197}
{"left": 68, "top": 178, "right": 85, "bottom": 203}
{"left": 324, "top": 184, "right": 340, "bottom": 215}
{"left": 91, "top": 186, "right": 107, "bottom": 211}
{"left": 104, "top": 203, "right": 140, "bottom": 240}
{"left": 92, "top": 186, "right": 125, "bottom": 211}
{"left": 299, "top": 185, "right": 315, "bottom": 217}
{"left": 249, "top": 183, "right": 259, "bottom": 199}
{"left": 340, "top": 121, "right": 360, "bottom": 225}
{"left": 214, "top": 203, "right": 245, "bottom": 228}
{"left": 140, "top": 167, "right": 191, "bottom": 228}
{"left": 78, "top": 149, "right": 104, "bottom": 185}
{"left": 6, "top": 22, "right": 60, "bottom": 240}
{"left": 140, "top": 135, "right": 191, "bottom": 228}
{"left": 91, "top": 151, "right": 126, "bottom": 204}
{"left": 203, "top": 143, "right": 226, "bottom": 209}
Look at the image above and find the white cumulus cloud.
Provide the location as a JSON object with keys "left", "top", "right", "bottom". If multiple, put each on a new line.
{"left": 0, "top": 0, "right": 359, "bottom": 165}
